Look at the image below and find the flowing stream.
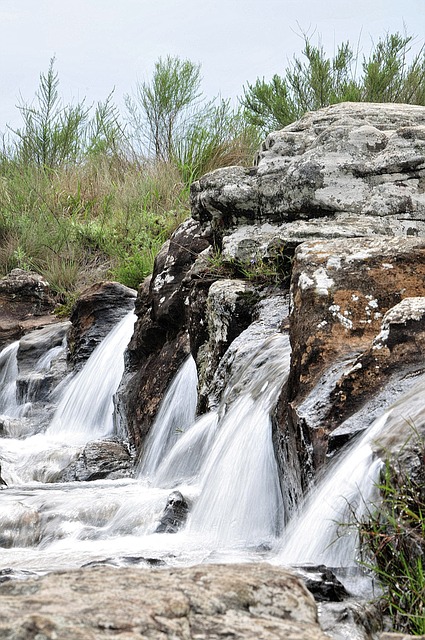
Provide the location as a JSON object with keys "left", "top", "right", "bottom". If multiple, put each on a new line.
{"left": 0, "top": 310, "right": 423, "bottom": 576}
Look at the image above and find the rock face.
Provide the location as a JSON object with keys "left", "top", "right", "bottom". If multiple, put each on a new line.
{"left": 0, "top": 269, "right": 58, "bottom": 350}
{"left": 0, "top": 563, "right": 330, "bottom": 640}
{"left": 67, "top": 281, "right": 136, "bottom": 368}
{"left": 117, "top": 219, "right": 211, "bottom": 450}
{"left": 120, "top": 102, "right": 425, "bottom": 492}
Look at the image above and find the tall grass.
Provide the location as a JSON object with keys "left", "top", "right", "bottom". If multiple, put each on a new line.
{"left": 0, "top": 58, "right": 258, "bottom": 307}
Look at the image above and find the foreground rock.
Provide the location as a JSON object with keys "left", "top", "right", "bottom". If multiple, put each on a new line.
{"left": 0, "top": 564, "right": 330, "bottom": 640}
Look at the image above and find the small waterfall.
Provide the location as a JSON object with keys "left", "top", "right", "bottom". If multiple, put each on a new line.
{"left": 277, "top": 373, "right": 425, "bottom": 567}
{"left": 136, "top": 355, "right": 198, "bottom": 479}
{"left": 153, "top": 412, "right": 219, "bottom": 488}
{"left": 47, "top": 312, "right": 136, "bottom": 444}
{"left": 0, "top": 342, "right": 20, "bottom": 416}
{"left": 186, "top": 333, "right": 291, "bottom": 547}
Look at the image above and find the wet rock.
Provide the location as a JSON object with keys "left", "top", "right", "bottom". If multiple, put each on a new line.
{"left": 293, "top": 565, "right": 350, "bottom": 602}
{"left": 195, "top": 279, "right": 259, "bottom": 410}
{"left": 0, "top": 563, "right": 330, "bottom": 639}
{"left": 15, "top": 321, "right": 70, "bottom": 404}
{"left": 155, "top": 490, "right": 189, "bottom": 533}
{"left": 319, "top": 599, "right": 383, "bottom": 640}
{"left": 0, "top": 269, "right": 58, "bottom": 350}
{"left": 67, "top": 281, "right": 136, "bottom": 368}
{"left": 53, "top": 439, "right": 133, "bottom": 482}
{"left": 116, "top": 219, "right": 210, "bottom": 450}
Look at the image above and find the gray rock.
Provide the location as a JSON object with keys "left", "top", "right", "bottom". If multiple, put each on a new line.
{"left": 0, "top": 563, "right": 330, "bottom": 639}
{"left": 155, "top": 490, "right": 189, "bottom": 533}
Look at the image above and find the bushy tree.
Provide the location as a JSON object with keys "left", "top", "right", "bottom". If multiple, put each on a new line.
{"left": 125, "top": 55, "right": 259, "bottom": 182}
{"left": 10, "top": 58, "right": 126, "bottom": 169}
{"left": 241, "top": 32, "right": 425, "bottom": 134}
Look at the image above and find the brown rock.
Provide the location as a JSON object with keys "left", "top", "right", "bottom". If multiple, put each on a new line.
{"left": 67, "top": 281, "right": 136, "bottom": 367}
{"left": 0, "top": 269, "right": 58, "bottom": 350}
{"left": 116, "top": 219, "right": 211, "bottom": 451}
{"left": 0, "top": 564, "right": 329, "bottom": 640}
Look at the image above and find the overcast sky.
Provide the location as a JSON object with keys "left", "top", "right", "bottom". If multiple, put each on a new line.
{"left": 0, "top": 0, "right": 424, "bottom": 130}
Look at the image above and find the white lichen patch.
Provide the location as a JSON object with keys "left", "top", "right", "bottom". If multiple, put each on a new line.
{"left": 313, "top": 267, "right": 334, "bottom": 296}
{"left": 329, "top": 304, "right": 353, "bottom": 329}
{"left": 382, "top": 263, "right": 394, "bottom": 269}
{"left": 326, "top": 256, "right": 341, "bottom": 270}
{"left": 317, "top": 320, "right": 328, "bottom": 329}
{"left": 152, "top": 272, "right": 175, "bottom": 293}
{"left": 298, "top": 273, "right": 314, "bottom": 290}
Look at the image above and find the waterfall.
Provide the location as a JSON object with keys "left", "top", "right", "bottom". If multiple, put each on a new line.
{"left": 136, "top": 355, "right": 198, "bottom": 479}
{"left": 185, "top": 333, "right": 291, "bottom": 547}
{"left": 0, "top": 341, "right": 19, "bottom": 416}
{"left": 47, "top": 311, "right": 136, "bottom": 443}
{"left": 277, "top": 373, "right": 425, "bottom": 567}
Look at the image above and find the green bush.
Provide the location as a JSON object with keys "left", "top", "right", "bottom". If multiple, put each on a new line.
{"left": 241, "top": 32, "right": 425, "bottom": 133}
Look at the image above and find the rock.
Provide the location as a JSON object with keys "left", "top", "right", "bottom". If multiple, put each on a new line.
{"left": 67, "top": 281, "right": 136, "bottom": 368}
{"left": 52, "top": 439, "right": 133, "bottom": 482}
{"left": 0, "top": 563, "right": 330, "bottom": 639}
{"left": 15, "top": 321, "right": 70, "bottom": 404}
{"left": 293, "top": 565, "right": 350, "bottom": 603}
{"left": 286, "top": 236, "right": 425, "bottom": 469}
{"left": 194, "top": 279, "right": 259, "bottom": 410}
{"left": 155, "top": 490, "right": 189, "bottom": 533}
{"left": 0, "top": 269, "right": 58, "bottom": 350}
{"left": 116, "top": 219, "right": 211, "bottom": 450}
{"left": 192, "top": 103, "right": 425, "bottom": 242}
{"left": 319, "top": 600, "right": 383, "bottom": 640}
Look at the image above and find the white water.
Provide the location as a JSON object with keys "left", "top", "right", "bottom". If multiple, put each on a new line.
{"left": 0, "top": 311, "right": 136, "bottom": 486}
{"left": 137, "top": 355, "right": 198, "bottom": 479}
{"left": 277, "top": 373, "right": 425, "bottom": 567}
{"left": 47, "top": 312, "right": 136, "bottom": 443}
{"left": 0, "top": 328, "right": 292, "bottom": 571}
{"left": 0, "top": 308, "right": 424, "bottom": 576}
{"left": 0, "top": 341, "right": 19, "bottom": 416}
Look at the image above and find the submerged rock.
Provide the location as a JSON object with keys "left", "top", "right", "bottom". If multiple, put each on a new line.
{"left": 155, "top": 490, "right": 189, "bottom": 534}
{"left": 52, "top": 439, "right": 133, "bottom": 482}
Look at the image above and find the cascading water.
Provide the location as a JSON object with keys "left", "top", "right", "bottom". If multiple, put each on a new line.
{"left": 186, "top": 334, "right": 291, "bottom": 548}
{"left": 136, "top": 355, "right": 198, "bottom": 479}
{"left": 0, "top": 311, "right": 136, "bottom": 486}
{"left": 0, "top": 303, "right": 423, "bottom": 577}
{"left": 0, "top": 341, "right": 19, "bottom": 416}
{"left": 47, "top": 311, "right": 137, "bottom": 443}
{"left": 276, "top": 372, "right": 425, "bottom": 568}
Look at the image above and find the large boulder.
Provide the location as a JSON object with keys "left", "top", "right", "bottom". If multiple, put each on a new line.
{"left": 0, "top": 563, "right": 330, "bottom": 639}
{"left": 192, "top": 102, "right": 425, "bottom": 271}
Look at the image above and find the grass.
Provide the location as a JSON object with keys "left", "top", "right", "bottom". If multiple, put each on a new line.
{"left": 358, "top": 451, "right": 425, "bottom": 634}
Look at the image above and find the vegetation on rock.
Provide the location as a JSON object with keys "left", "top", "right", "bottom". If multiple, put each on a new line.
{"left": 241, "top": 32, "right": 425, "bottom": 133}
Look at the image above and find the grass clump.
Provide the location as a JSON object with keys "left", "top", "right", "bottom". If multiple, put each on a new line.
{"left": 358, "top": 450, "right": 425, "bottom": 634}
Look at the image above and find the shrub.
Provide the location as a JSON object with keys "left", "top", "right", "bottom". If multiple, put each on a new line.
{"left": 241, "top": 31, "right": 425, "bottom": 134}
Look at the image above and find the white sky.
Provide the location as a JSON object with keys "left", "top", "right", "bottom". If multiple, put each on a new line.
{"left": 0, "top": 0, "right": 424, "bottom": 130}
